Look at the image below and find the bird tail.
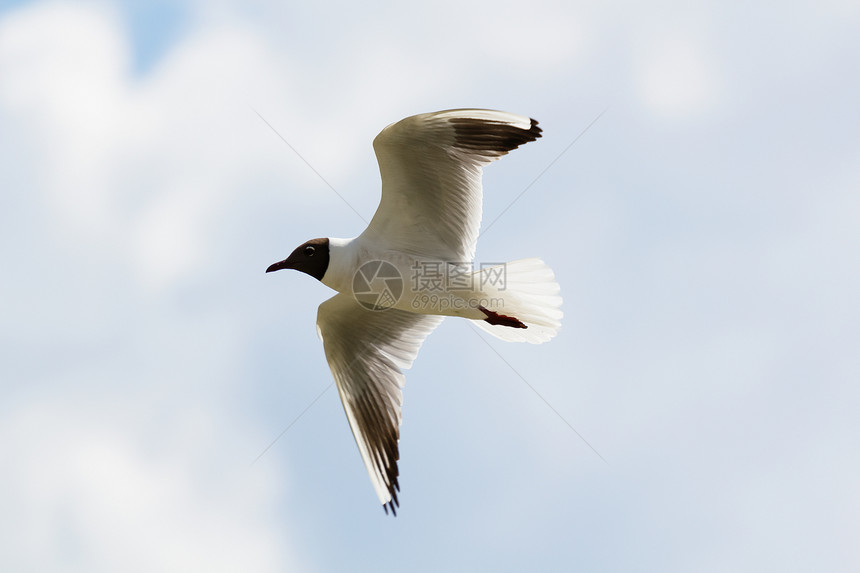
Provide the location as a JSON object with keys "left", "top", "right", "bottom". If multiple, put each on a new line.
{"left": 470, "top": 258, "right": 562, "bottom": 344}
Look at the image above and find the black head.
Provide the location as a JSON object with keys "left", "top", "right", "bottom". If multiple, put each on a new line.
{"left": 266, "top": 238, "right": 330, "bottom": 281}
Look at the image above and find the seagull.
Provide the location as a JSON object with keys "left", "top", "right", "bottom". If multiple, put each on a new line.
{"left": 266, "top": 109, "right": 562, "bottom": 515}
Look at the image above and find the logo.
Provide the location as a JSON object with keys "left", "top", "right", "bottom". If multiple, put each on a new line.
{"left": 352, "top": 260, "right": 404, "bottom": 311}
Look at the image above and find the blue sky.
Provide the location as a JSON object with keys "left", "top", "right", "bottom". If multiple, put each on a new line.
{"left": 1, "top": 0, "right": 859, "bottom": 571}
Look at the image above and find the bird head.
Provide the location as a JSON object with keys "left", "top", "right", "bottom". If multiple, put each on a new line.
{"left": 266, "top": 237, "right": 330, "bottom": 281}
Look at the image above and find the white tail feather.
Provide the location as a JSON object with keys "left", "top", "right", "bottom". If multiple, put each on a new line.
{"left": 471, "top": 258, "right": 562, "bottom": 344}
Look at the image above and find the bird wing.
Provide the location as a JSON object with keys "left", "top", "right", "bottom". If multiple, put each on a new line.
{"left": 316, "top": 293, "right": 444, "bottom": 514}
{"left": 360, "top": 109, "right": 542, "bottom": 261}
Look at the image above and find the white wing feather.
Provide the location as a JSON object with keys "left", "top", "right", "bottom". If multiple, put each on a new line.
{"left": 316, "top": 293, "right": 444, "bottom": 514}
{"left": 360, "top": 109, "right": 542, "bottom": 261}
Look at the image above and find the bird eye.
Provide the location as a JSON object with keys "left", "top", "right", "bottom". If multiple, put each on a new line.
{"left": 304, "top": 245, "right": 315, "bottom": 256}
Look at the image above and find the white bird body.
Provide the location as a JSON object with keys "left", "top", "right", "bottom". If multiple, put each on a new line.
{"left": 266, "top": 109, "right": 563, "bottom": 514}
{"left": 323, "top": 236, "right": 497, "bottom": 321}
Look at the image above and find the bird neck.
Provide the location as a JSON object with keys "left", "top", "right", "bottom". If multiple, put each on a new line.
{"left": 321, "top": 237, "right": 358, "bottom": 293}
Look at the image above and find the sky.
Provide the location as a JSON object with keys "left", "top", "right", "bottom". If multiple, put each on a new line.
{"left": 1, "top": 0, "right": 858, "bottom": 571}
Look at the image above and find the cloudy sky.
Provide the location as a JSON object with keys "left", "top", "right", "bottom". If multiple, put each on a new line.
{"left": 1, "top": 0, "right": 858, "bottom": 571}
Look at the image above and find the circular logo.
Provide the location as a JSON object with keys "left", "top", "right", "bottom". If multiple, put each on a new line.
{"left": 352, "top": 260, "right": 403, "bottom": 311}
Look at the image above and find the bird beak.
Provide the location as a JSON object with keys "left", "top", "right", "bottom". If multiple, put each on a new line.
{"left": 266, "top": 258, "right": 293, "bottom": 273}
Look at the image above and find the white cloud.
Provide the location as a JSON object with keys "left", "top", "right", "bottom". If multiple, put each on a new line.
{"left": 0, "top": 401, "right": 301, "bottom": 572}
{"left": 0, "top": 2, "right": 130, "bottom": 238}
{"left": 633, "top": 28, "right": 722, "bottom": 119}
{"left": 132, "top": 181, "right": 211, "bottom": 289}
{"left": 0, "top": 2, "right": 315, "bottom": 288}
{"left": 473, "top": 0, "right": 591, "bottom": 72}
{"left": 0, "top": 3, "right": 308, "bottom": 569}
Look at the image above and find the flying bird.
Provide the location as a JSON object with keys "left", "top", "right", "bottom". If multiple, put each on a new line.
{"left": 266, "top": 109, "right": 562, "bottom": 515}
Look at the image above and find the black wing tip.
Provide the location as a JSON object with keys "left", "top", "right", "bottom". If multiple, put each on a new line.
{"left": 514, "top": 117, "right": 542, "bottom": 143}
{"left": 530, "top": 117, "right": 543, "bottom": 139}
{"left": 450, "top": 115, "right": 542, "bottom": 155}
{"left": 385, "top": 472, "right": 400, "bottom": 516}
{"left": 382, "top": 468, "right": 401, "bottom": 516}
{"left": 377, "top": 447, "right": 401, "bottom": 517}
{"left": 383, "top": 499, "right": 399, "bottom": 516}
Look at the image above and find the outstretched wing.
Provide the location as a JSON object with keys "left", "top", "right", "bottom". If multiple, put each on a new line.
{"left": 361, "top": 109, "right": 542, "bottom": 261}
{"left": 316, "top": 293, "right": 444, "bottom": 514}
